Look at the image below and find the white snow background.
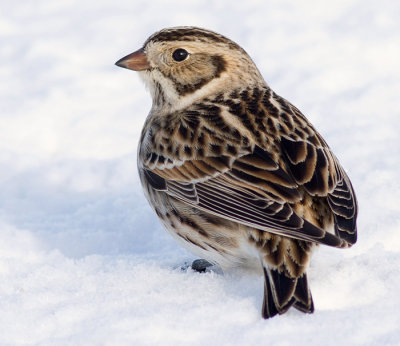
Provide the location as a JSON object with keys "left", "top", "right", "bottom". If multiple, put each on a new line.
{"left": 1, "top": 0, "right": 400, "bottom": 345}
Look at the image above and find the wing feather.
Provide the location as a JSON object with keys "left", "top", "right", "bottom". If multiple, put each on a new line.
{"left": 140, "top": 87, "right": 357, "bottom": 248}
{"left": 142, "top": 143, "right": 352, "bottom": 248}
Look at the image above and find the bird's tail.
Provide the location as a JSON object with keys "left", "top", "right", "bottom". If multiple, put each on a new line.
{"left": 261, "top": 266, "right": 314, "bottom": 319}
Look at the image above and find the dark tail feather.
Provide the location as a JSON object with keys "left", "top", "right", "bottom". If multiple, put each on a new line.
{"left": 262, "top": 267, "right": 314, "bottom": 319}
{"left": 293, "top": 274, "right": 314, "bottom": 313}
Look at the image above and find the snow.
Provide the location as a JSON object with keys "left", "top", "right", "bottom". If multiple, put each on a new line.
{"left": 1, "top": 0, "right": 400, "bottom": 344}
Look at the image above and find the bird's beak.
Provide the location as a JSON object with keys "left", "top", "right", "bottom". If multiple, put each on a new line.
{"left": 115, "top": 48, "right": 150, "bottom": 71}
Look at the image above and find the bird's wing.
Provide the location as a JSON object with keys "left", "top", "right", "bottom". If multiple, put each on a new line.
{"left": 143, "top": 144, "right": 355, "bottom": 248}
{"left": 276, "top": 95, "right": 358, "bottom": 245}
{"left": 141, "top": 90, "right": 357, "bottom": 248}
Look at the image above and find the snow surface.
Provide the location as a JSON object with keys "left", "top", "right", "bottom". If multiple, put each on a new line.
{"left": 1, "top": 0, "right": 400, "bottom": 345}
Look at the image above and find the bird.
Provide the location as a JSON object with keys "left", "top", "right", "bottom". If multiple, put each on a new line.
{"left": 115, "top": 26, "right": 358, "bottom": 319}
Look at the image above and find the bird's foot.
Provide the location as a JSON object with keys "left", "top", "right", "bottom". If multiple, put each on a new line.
{"left": 179, "top": 259, "right": 218, "bottom": 273}
{"left": 191, "top": 259, "right": 214, "bottom": 272}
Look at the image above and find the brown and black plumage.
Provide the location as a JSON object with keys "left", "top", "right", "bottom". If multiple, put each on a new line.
{"left": 116, "top": 27, "right": 358, "bottom": 318}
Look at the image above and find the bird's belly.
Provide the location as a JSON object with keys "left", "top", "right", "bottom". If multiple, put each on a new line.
{"left": 163, "top": 216, "right": 263, "bottom": 271}
{"left": 144, "top": 186, "right": 262, "bottom": 270}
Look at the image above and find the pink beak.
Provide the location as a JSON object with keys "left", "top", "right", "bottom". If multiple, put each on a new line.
{"left": 115, "top": 48, "right": 150, "bottom": 71}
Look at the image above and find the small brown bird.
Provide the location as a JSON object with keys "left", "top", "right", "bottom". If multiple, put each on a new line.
{"left": 116, "top": 27, "right": 357, "bottom": 319}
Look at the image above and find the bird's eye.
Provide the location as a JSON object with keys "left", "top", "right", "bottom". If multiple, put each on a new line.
{"left": 172, "top": 48, "right": 189, "bottom": 62}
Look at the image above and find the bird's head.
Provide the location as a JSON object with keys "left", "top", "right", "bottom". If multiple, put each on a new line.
{"left": 116, "top": 27, "right": 264, "bottom": 111}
